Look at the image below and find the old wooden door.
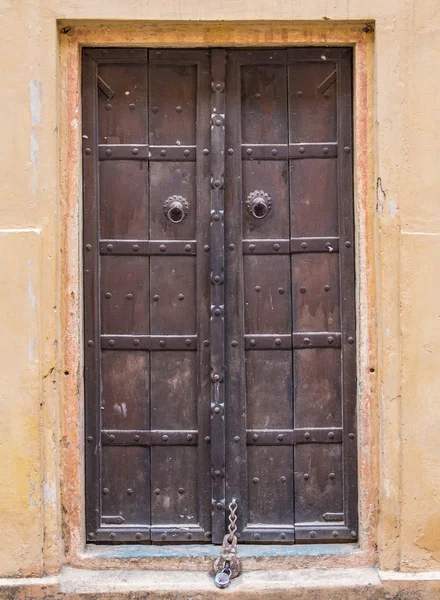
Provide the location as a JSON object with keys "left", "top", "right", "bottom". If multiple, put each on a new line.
{"left": 83, "top": 47, "right": 357, "bottom": 545}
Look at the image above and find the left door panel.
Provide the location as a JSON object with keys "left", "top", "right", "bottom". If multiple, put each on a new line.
{"left": 83, "top": 48, "right": 211, "bottom": 543}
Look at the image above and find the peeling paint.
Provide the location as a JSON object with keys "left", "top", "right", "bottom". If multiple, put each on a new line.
{"left": 376, "top": 178, "right": 386, "bottom": 216}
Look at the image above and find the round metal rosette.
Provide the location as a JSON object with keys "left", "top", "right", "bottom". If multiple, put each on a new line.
{"left": 163, "top": 195, "right": 190, "bottom": 223}
{"left": 245, "top": 190, "right": 272, "bottom": 219}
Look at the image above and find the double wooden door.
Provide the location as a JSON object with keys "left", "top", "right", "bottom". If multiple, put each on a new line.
{"left": 83, "top": 47, "right": 357, "bottom": 545}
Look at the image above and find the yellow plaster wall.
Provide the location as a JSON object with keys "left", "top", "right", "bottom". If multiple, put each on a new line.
{"left": 0, "top": 0, "right": 439, "bottom": 578}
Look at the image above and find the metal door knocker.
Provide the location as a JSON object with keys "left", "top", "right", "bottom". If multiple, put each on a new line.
{"left": 164, "top": 195, "right": 190, "bottom": 223}
{"left": 246, "top": 190, "right": 272, "bottom": 219}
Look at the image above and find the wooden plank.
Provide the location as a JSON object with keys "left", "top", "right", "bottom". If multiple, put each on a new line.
{"left": 83, "top": 50, "right": 101, "bottom": 539}
{"left": 98, "top": 63, "right": 147, "bottom": 144}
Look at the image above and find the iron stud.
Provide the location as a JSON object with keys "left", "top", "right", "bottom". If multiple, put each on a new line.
{"left": 179, "top": 487, "right": 185, "bottom": 494}
{"left": 153, "top": 295, "right": 159, "bottom": 301}
{"left": 275, "top": 338, "right": 281, "bottom": 346}
{"left": 160, "top": 149, "right": 166, "bottom": 157}
{"left": 255, "top": 286, "right": 261, "bottom": 292}
{"left": 344, "top": 146, "right": 351, "bottom": 153}
{"left": 281, "top": 476, "right": 287, "bottom": 483}
{"left": 234, "top": 436, "right": 240, "bottom": 443}
{"left": 178, "top": 294, "right": 184, "bottom": 301}
{"left": 127, "top": 488, "right": 133, "bottom": 495}
{"left": 246, "top": 148, "right": 253, "bottom": 155}
{"left": 103, "top": 488, "right": 109, "bottom": 495}
{"left": 110, "top": 533, "right": 116, "bottom": 540}
{"left": 228, "top": 148, "right": 234, "bottom": 155}
{"left": 203, "top": 340, "right": 210, "bottom": 347}
{"left": 184, "top": 149, "right": 190, "bottom": 157}
{"left": 328, "top": 336, "right": 335, "bottom": 344}
{"left": 213, "top": 214, "right": 220, "bottom": 221}
{"left": 214, "top": 275, "right": 221, "bottom": 283}
{"left": 216, "top": 502, "right": 223, "bottom": 510}
{"left": 310, "top": 531, "right": 316, "bottom": 539}
{"left": 304, "top": 473, "right": 309, "bottom": 480}
{"left": 277, "top": 433, "right": 283, "bottom": 440}
{"left": 186, "top": 533, "right": 192, "bottom": 540}
{"left": 214, "top": 407, "right": 220, "bottom": 414}
{"left": 254, "top": 533, "right": 260, "bottom": 540}
{"left": 126, "top": 293, "right": 133, "bottom": 300}
{"left": 250, "top": 339, "right": 256, "bottom": 347}
{"left": 280, "top": 533, "right": 286, "bottom": 540}
{"left": 213, "top": 374, "right": 220, "bottom": 382}
{"left": 152, "top": 106, "right": 159, "bottom": 113}
{"left": 88, "top": 532, "right": 95, "bottom": 539}
{"left": 86, "top": 244, "right": 92, "bottom": 251}
{"left": 296, "top": 91, "right": 303, "bottom": 97}
{"left": 278, "top": 287, "right": 284, "bottom": 294}
{"left": 299, "top": 147, "right": 305, "bottom": 154}
{"left": 132, "top": 244, "right": 139, "bottom": 251}
{"left": 85, "top": 148, "right": 92, "bottom": 155}
{"left": 205, "top": 436, "right": 211, "bottom": 443}
{"left": 351, "top": 531, "right": 357, "bottom": 538}
{"left": 253, "top": 477, "right": 259, "bottom": 484}
{"left": 132, "top": 147, "right": 139, "bottom": 155}
{"left": 349, "top": 433, "right": 355, "bottom": 439}
{"left": 133, "top": 339, "right": 140, "bottom": 347}
{"left": 106, "top": 149, "right": 112, "bottom": 157}
{"left": 229, "top": 243, "right": 235, "bottom": 250}
{"left": 87, "top": 340, "right": 94, "bottom": 347}
{"left": 348, "top": 336, "right": 354, "bottom": 344}
{"left": 253, "top": 433, "right": 259, "bottom": 441}
{"left": 129, "top": 103, "right": 135, "bottom": 110}
{"left": 187, "top": 433, "right": 193, "bottom": 441}
{"left": 323, "top": 147, "right": 329, "bottom": 155}
{"left": 215, "top": 470, "right": 221, "bottom": 477}
{"left": 161, "top": 533, "right": 167, "bottom": 540}
{"left": 304, "top": 432, "right": 311, "bottom": 440}
{"left": 204, "top": 244, "right": 210, "bottom": 252}
{"left": 329, "top": 473, "right": 335, "bottom": 479}
{"left": 108, "top": 339, "right": 115, "bottom": 347}
{"left": 324, "top": 285, "right": 330, "bottom": 292}
{"left": 273, "top": 243, "right": 280, "bottom": 251}
{"left": 231, "top": 341, "right": 238, "bottom": 347}
{"left": 108, "top": 434, "right": 115, "bottom": 442}
{"left": 332, "top": 531, "right": 338, "bottom": 538}
{"left": 134, "top": 434, "right": 140, "bottom": 442}
{"left": 162, "top": 435, "right": 169, "bottom": 442}
{"left": 214, "top": 308, "right": 221, "bottom": 315}
{"left": 105, "top": 292, "right": 112, "bottom": 299}
{"left": 185, "top": 339, "right": 192, "bottom": 347}
{"left": 106, "top": 244, "right": 114, "bottom": 252}
{"left": 175, "top": 106, "right": 182, "bottom": 112}
{"left": 136, "top": 533, "right": 141, "bottom": 540}
{"left": 301, "top": 241, "right": 307, "bottom": 249}
{"left": 154, "top": 488, "right": 161, "bottom": 495}
{"left": 159, "top": 244, "right": 166, "bottom": 252}
{"left": 304, "top": 337, "right": 310, "bottom": 345}
{"left": 249, "top": 244, "right": 256, "bottom": 252}
{"left": 300, "top": 286, "right": 306, "bottom": 294}
{"left": 87, "top": 436, "right": 93, "bottom": 443}
{"left": 345, "top": 241, "right": 351, "bottom": 248}
{"left": 272, "top": 148, "right": 278, "bottom": 156}
{"left": 328, "top": 431, "right": 335, "bottom": 439}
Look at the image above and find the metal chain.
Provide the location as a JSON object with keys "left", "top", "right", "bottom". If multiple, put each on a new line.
{"left": 227, "top": 498, "right": 238, "bottom": 541}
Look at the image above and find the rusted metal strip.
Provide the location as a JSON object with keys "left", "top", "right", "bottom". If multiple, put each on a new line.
{"left": 101, "top": 430, "right": 198, "bottom": 446}
{"left": 210, "top": 48, "right": 226, "bottom": 544}
{"left": 101, "top": 515, "right": 125, "bottom": 525}
{"left": 100, "top": 334, "right": 197, "bottom": 350}
{"left": 317, "top": 69, "right": 337, "bottom": 95}
{"left": 295, "top": 525, "right": 355, "bottom": 543}
{"left": 323, "top": 512, "right": 344, "bottom": 522}
{"left": 98, "top": 144, "right": 196, "bottom": 161}
{"left": 240, "top": 528, "right": 295, "bottom": 543}
{"left": 241, "top": 144, "right": 288, "bottom": 160}
{"left": 99, "top": 240, "right": 197, "bottom": 255}
{"left": 289, "top": 143, "right": 338, "bottom": 159}
{"left": 246, "top": 428, "right": 343, "bottom": 445}
{"left": 150, "top": 526, "right": 207, "bottom": 543}
{"left": 242, "top": 237, "right": 339, "bottom": 255}
{"left": 97, "top": 75, "right": 115, "bottom": 100}
{"left": 244, "top": 333, "right": 341, "bottom": 350}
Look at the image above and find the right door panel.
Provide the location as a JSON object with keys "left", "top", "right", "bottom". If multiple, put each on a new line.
{"left": 225, "top": 48, "right": 357, "bottom": 544}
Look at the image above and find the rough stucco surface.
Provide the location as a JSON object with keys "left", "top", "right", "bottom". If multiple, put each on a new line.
{"left": 0, "top": 0, "right": 440, "bottom": 592}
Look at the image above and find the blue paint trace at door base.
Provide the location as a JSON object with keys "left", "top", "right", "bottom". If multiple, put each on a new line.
{"left": 86, "top": 544, "right": 358, "bottom": 560}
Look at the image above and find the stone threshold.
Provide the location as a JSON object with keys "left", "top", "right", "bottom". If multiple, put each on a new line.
{"left": 1, "top": 567, "right": 440, "bottom": 599}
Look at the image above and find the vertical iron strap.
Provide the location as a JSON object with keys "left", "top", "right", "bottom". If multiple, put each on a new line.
{"left": 210, "top": 49, "right": 226, "bottom": 544}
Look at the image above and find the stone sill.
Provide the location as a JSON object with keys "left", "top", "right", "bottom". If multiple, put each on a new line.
{"left": 85, "top": 542, "right": 358, "bottom": 560}
{"left": 1, "top": 567, "right": 440, "bottom": 599}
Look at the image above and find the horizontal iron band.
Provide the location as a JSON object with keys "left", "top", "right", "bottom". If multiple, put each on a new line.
{"left": 244, "top": 333, "right": 342, "bottom": 350}
{"left": 241, "top": 143, "right": 337, "bottom": 160}
{"left": 100, "top": 240, "right": 197, "bottom": 255}
{"left": 98, "top": 145, "right": 196, "bottom": 161}
{"left": 91, "top": 526, "right": 207, "bottom": 543}
{"left": 247, "top": 427, "right": 343, "bottom": 445}
{"left": 101, "top": 429, "right": 198, "bottom": 446}
{"left": 243, "top": 237, "right": 339, "bottom": 255}
{"left": 295, "top": 525, "right": 355, "bottom": 543}
{"left": 231, "top": 48, "right": 346, "bottom": 64}
{"left": 240, "top": 527, "right": 295, "bottom": 543}
{"left": 101, "top": 335, "right": 197, "bottom": 350}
